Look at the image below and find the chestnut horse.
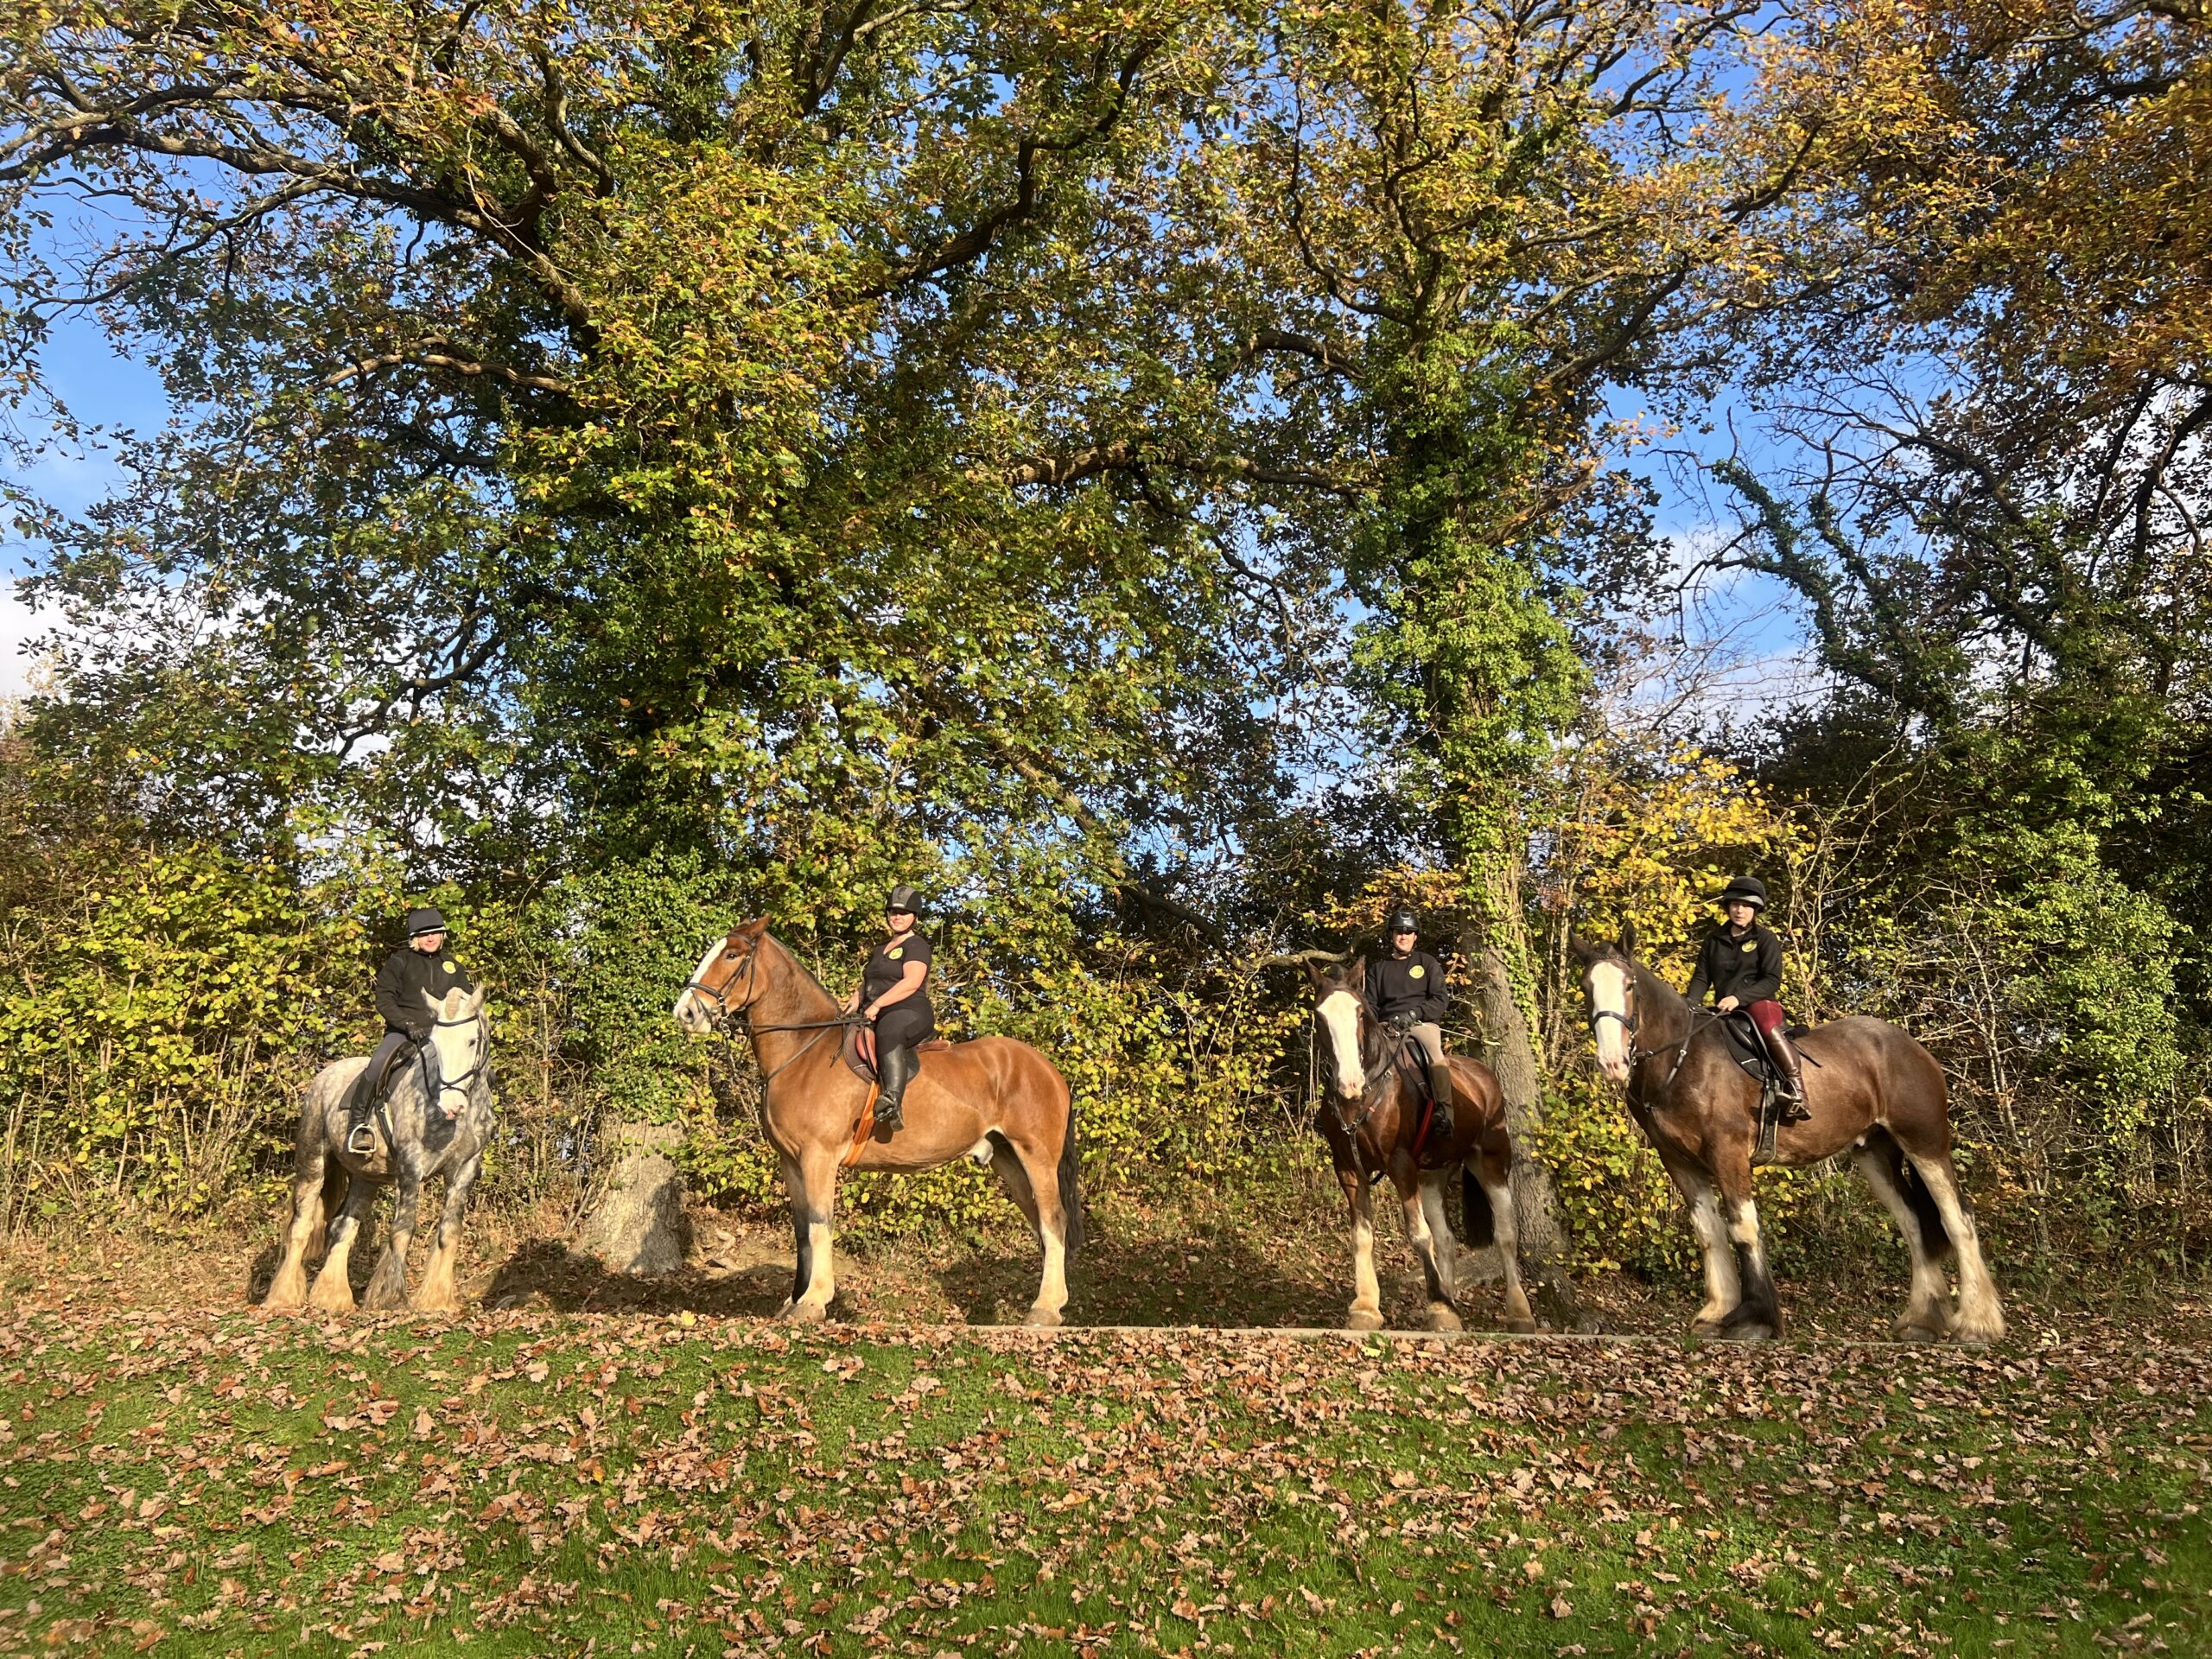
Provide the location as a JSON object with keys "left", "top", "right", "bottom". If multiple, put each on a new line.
{"left": 1306, "top": 958, "right": 1534, "bottom": 1333}
{"left": 674, "top": 920, "right": 1081, "bottom": 1325}
{"left": 1573, "top": 928, "right": 2004, "bottom": 1344}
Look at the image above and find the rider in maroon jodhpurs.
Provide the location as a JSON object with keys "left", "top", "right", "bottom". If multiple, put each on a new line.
{"left": 1683, "top": 875, "right": 1808, "bottom": 1121}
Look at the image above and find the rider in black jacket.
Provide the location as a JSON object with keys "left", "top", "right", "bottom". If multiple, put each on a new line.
{"left": 350, "top": 907, "right": 476, "bottom": 1153}
{"left": 1684, "top": 875, "right": 1806, "bottom": 1118}
{"left": 1369, "top": 910, "right": 1455, "bottom": 1137}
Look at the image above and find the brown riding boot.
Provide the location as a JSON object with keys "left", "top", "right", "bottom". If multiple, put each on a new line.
{"left": 1765, "top": 1030, "right": 1810, "bottom": 1122}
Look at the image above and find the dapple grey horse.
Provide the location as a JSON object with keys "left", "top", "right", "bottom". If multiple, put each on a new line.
{"left": 264, "top": 984, "right": 493, "bottom": 1313}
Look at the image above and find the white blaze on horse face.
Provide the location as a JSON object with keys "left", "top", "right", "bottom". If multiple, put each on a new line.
{"left": 1589, "top": 961, "right": 1633, "bottom": 1084}
{"left": 673, "top": 938, "right": 727, "bottom": 1033}
{"left": 1319, "top": 989, "right": 1366, "bottom": 1098}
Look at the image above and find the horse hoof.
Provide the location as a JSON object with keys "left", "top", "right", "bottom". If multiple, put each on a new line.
{"left": 1719, "top": 1320, "right": 1776, "bottom": 1344}
{"left": 1951, "top": 1319, "right": 2005, "bottom": 1348}
{"left": 1344, "top": 1308, "right": 1384, "bottom": 1333}
{"left": 1023, "top": 1306, "right": 1065, "bottom": 1329}
{"left": 306, "top": 1285, "right": 355, "bottom": 1314}
{"left": 781, "top": 1300, "right": 828, "bottom": 1325}
{"left": 1893, "top": 1321, "right": 1942, "bottom": 1344}
{"left": 1503, "top": 1317, "right": 1537, "bottom": 1335}
{"left": 1427, "top": 1305, "right": 1464, "bottom": 1334}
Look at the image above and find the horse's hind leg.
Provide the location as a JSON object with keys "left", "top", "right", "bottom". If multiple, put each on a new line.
{"left": 1897, "top": 1142, "right": 2005, "bottom": 1345}
{"left": 1337, "top": 1161, "right": 1384, "bottom": 1332}
{"left": 264, "top": 1109, "right": 330, "bottom": 1309}
{"left": 991, "top": 1135, "right": 1070, "bottom": 1328}
{"left": 412, "top": 1154, "right": 480, "bottom": 1315}
{"left": 1474, "top": 1150, "right": 1535, "bottom": 1334}
{"left": 363, "top": 1160, "right": 423, "bottom": 1311}
{"left": 308, "top": 1173, "right": 377, "bottom": 1313}
{"left": 1404, "top": 1171, "right": 1461, "bottom": 1333}
{"left": 1852, "top": 1137, "right": 1951, "bottom": 1341}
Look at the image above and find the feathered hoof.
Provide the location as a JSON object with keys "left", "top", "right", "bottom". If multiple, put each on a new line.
{"left": 781, "top": 1298, "right": 829, "bottom": 1325}
{"left": 306, "top": 1279, "right": 356, "bottom": 1314}
{"left": 1892, "top": 1319, "right": 1944, "bottom": 1344}
{"left": 362, "top": 1278, "right": 407, "bottom": 1313}
{"left": 1426, "top": 1304, "right": 1464, "bottom": 1334}
{"left": 1503, "top": 1316, "right": 1538, "bottom": 1336}
{"left": 1717, "top": 1319, "right": 1777, "bottom": 1344}
{"left": 1023, "top": 1306, "right": 1065, "bottom": 1329}
{"left": 263, "top": 1266, "right": 308, "bottom": 1310}
{"left": 1951, "top": 1316, "right": 2005, "bottom": 1349}
{"left": 1344, "top": 1307, "right": 1385, "bottom": 1333}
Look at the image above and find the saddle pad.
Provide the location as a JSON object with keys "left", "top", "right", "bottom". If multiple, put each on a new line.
{"left": 839, "top": 1027, "right": 952, "bottom": 1084}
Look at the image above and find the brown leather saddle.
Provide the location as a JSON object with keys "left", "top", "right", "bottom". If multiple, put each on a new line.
{"left": 839, "top": 1025, "right": 950, "bottom": 1084}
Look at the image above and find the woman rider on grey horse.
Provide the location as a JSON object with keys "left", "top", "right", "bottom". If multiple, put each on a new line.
{"left": 351, "top": 906, "right": 476, "bottom": 1153}
{"left": 845, "top": 885, "right": 935, "bottom": 1134}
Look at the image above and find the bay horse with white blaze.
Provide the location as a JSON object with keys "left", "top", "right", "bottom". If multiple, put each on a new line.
{"left": 1573, "top": 927, "right": 2004, "bottom": 1344}
{"left": 1307, "top": 958, "right": 1534, "bottom": 1333}
{"left": 675, "top": 920, "right": 1081, "bottom": 1325}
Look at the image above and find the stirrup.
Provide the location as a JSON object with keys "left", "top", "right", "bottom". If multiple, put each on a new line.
{"left": 874, "top": 1098, "right": 905, "bottom": 1135}
{"left": 346, "top": 1119, "right": 378, "bottom": 1157}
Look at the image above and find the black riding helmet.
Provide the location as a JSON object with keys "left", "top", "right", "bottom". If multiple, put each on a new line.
{"left": 405, "top": 906, "right": 449, "bottom": 939}
{"left": 886, "top": 884, "right": 923, "bottom": 916}
{"left": 1716, "top": 876, "right": 1768, "bottom": 911}
{"left": 1388, "top": 908, "right": 1419, "bottom": 936}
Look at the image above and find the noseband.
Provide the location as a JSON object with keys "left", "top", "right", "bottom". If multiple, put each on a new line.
{"left": 427, "top": 1009, "right": 489, "bottom": 1120}
{"left": 683, "top": 938, "right": 763, "bottom": 1027}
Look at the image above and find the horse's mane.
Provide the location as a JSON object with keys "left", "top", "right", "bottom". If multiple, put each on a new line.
{"left": 749, "top": 926, "right": 845, "bottom": 1020}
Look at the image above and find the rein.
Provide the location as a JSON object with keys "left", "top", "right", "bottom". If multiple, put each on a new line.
{"left": 1588, "top": 986, "right": 1721, "bottom": 1101}
{"left": 684, "top": 945, "right": 864, "bottom": 1088}
{"left": 421, "top": 1009, "right": 490, "bottom": 1121}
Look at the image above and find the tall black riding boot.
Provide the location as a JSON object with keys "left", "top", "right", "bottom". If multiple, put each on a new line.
{"left": 875, "top": 1043, "right": 917, "bottom": 1135}
{"left": 1427, "top": 1059, "right": 1458, "bottom": 1141}
{"left": 1764, "top": 1030, "right": 1810, "bottom": 1122}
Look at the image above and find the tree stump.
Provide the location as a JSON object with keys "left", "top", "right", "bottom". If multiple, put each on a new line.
{"left": 577, "top": 1120, "right": 690, "bottom": 1276}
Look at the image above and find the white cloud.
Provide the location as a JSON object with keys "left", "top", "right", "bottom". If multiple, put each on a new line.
{"left": 0, "top": 574, "right": 56, "bottom": 701}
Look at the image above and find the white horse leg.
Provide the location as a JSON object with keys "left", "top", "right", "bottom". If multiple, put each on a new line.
{"left": 265, "top": 1141, "right": 328, "bottom": 1310}
{"left": 784, "top": 1152, "right": 837, "bottom": 1322}
{"left": 1342, "top": 1169, "right": 1383, "bottom": 1332}
{"left": 308, "top": 1176, "right": 376, "bottom": 1313}
{"left": 993, "top": 1139, "right": 1068, "bottom": 1328}
{"left": 1852, "top": 1144, "right": 1950, "bottom": 1339}
{"left": 1901, "top": 1151, "right": 2006, "bottom": 1345}
{"left": 1478, "top": 1170, "right": 1535, "bottom": 1333}
{"left": 1404, "top": 1176, "right": 1460, "bottom": 1332}
{"left": 412, "top": 1154, "right": 480, "bottom": 1314}
{"left": 363, "top": 1161, "right": 422, "bottom": 1311}
{"left": 1684, "top": 1179, "right": 1742, "bottom": 1334}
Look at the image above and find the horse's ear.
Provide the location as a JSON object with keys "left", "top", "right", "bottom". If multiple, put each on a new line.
{"left": 422, "top": 988, "right": 443, "bottom": 1014}
{"left": 1303, "top": 957, "right": 1326, "bottom": 988}
{"left": 1347, "top": 954, "right": 1366, "bottom": 986}
{"left": 730, "top": 917, "right": 767, "bottom": 946}
{"left": 1618, "top": 918, "right": 1638, "bottom": 957}
{"left": 467, "top": 985, "right": 487, "bottom": 1016}
{"left": 1567, "top": 933, "right": 1599, "bottom": 966}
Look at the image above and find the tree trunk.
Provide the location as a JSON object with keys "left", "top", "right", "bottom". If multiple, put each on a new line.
{"left": 1461, "top": 858, "right": 1590, "bottom": 1330}
{"left": 576, "top": 1120, "right": 691, "bottom": 1276}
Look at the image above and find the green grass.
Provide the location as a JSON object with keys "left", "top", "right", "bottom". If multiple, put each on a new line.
{"left": 0, "top": 1308, "right": 2206, "bottom": 1656}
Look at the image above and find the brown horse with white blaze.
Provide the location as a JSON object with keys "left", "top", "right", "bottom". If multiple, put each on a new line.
{"left": 674, "top": 920, "right": 1081, "bottom": 1325}
{"left": 1306, "top": 957, "right": 1534, "bottom": 1334}
{"left": 1573, "top": 927, "right": 2004, "bottom": 1344}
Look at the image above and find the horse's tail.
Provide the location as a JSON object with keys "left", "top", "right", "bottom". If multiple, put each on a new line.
{"left": 1057, "top": 1096, "right": 1085, "bottom": 1255}
{"left": 1878, "top": 1128, "right": 1954, "bottom": 1263}
{"left": 1459, "top": 1162, "right": 1496, "bottom": 1249}
{"left": 308, "top": 1162, "right": 349, "bottom": 1260}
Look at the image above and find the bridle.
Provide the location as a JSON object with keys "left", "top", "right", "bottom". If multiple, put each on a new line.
{"left": 683, "top": 933, "right": 862, "bottom": 1086}
{"left": 1586, "top": 963, "right": 1715, "bottom": 1098}
{"left": 424, "top": 1009, "right": 489, "bottom": 1122}
{"left": 1313, "top": 995, "right": 1409, "bottom": 1135}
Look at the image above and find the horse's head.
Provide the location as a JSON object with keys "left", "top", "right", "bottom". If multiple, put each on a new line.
{"left": 674, "top": 918, "right": 770, "bottom": 1033}
{"left": 423, "top": 984, "right": 489, "bottom": 1119}
{"left": 1570, "top": 922, "right": 1641, "bottom": 1084}
{"left": 1305, "top": 955, "right": 1371, "bottom": 1100}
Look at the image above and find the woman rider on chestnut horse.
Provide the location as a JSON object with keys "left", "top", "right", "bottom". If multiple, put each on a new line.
{"left": 844, "top": 884, "right": 933, "bottom": 1134}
